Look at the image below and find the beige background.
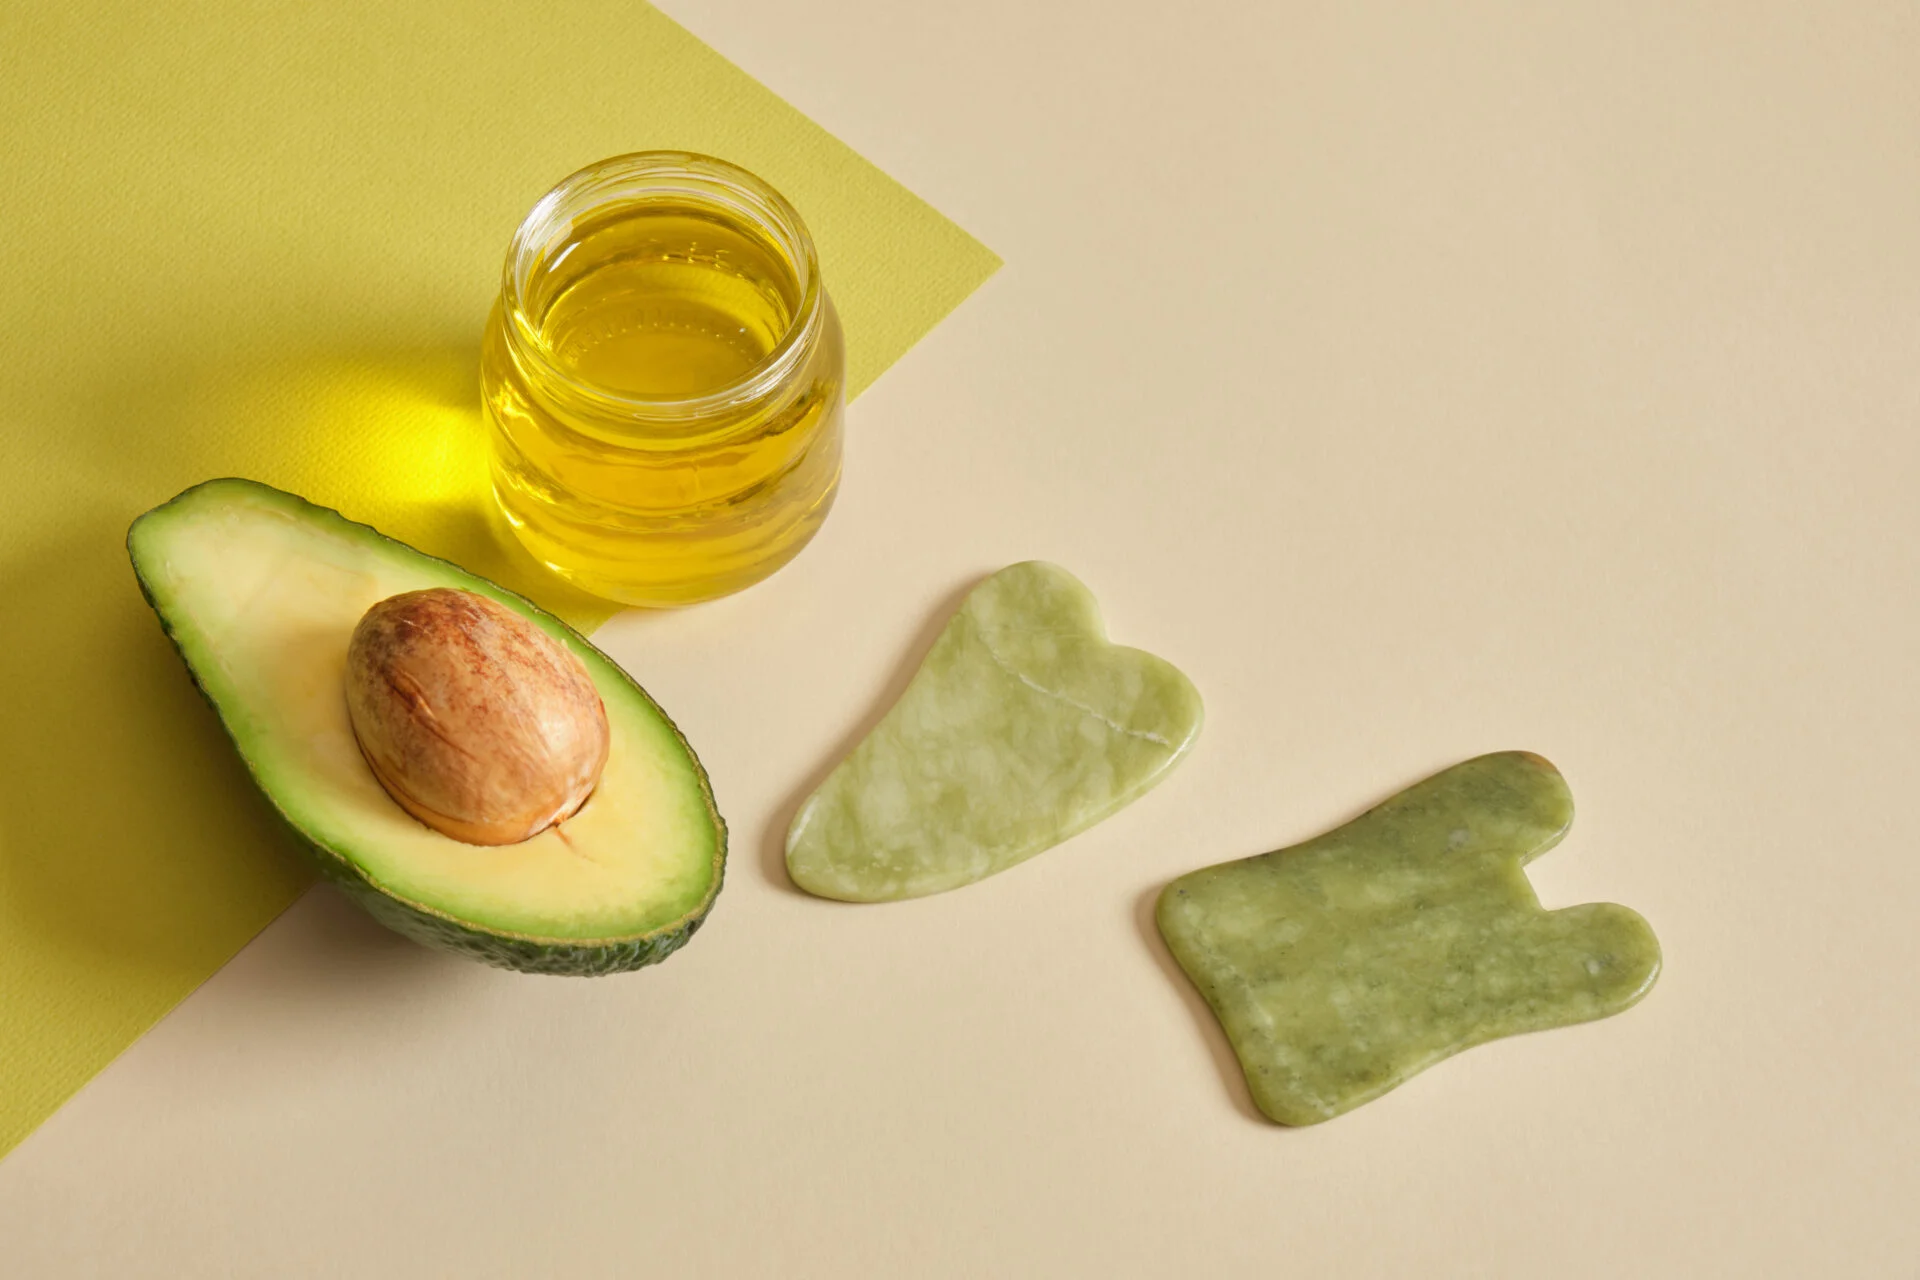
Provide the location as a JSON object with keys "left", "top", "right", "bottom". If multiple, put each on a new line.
{"left": 5, "top": 1, "right": 1918, "bottom": 1275}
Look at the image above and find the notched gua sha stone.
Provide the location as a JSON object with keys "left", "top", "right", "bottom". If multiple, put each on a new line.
{"left": 1156, "top": 751, "right": 1660, "bottom": 1126}
{"left": 786, "top": 562, "right": 1204, "bottom": 902}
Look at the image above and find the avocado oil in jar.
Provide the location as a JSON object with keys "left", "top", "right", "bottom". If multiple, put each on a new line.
{"left": 482, "top": 152, "right": 845, "bottom": 606}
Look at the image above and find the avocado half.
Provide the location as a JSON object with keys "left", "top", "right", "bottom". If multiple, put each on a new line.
{"left": 128, "top": 479, "right": 726, "bottom": 976}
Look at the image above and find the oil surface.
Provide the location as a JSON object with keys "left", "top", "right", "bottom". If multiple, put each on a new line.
{"left": 484, "top": 202, "right": 843, "bottom": 606}
{"left": 541, "top": 210, "right": 790, "bottom": 396}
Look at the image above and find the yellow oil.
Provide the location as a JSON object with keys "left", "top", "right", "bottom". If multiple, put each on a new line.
{"left": 483, "top": 198, "right": 844, "bottom": 607}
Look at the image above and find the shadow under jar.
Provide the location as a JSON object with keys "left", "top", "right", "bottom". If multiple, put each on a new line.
{"left": 482, "top": 152, "right": 845, "bottom": 607}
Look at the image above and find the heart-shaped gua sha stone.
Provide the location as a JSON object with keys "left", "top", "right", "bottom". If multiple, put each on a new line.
{"left": 1157, "top": 751, "right": 1660, "bottom": 1125}
{"left": 786, "top": 562, "right": 1204, "bottom": 901}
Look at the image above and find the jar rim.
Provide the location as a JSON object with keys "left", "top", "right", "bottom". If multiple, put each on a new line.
{"left": 498, "top": 150, "right": 824, "bottom": 421}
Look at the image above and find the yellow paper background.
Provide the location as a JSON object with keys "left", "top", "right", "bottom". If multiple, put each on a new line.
{"left": 0, "top": 0, "right": 998, "bottom": 1156}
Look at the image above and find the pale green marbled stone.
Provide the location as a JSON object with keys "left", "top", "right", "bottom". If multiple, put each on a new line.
{"left": 1157, "top": 751, "right": 1661, "bottom": 1125}
{"left": 786, "top": 562, "right": 1204, "bottom": 901}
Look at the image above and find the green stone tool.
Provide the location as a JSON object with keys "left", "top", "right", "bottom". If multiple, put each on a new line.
{"left": 1157, "top": 751, "right": 1660, "bottom": 1125}
{"left": 786, "top": 562, "right": 1204, "bottom": 901}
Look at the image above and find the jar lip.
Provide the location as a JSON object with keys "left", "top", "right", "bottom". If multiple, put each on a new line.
{"left": 499, "top": 150, "right": 824, "bottom": 421}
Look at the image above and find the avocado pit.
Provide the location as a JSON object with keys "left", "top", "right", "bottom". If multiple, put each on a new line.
{"left": 344, "top": 587, "right": 610, "bottom": 845}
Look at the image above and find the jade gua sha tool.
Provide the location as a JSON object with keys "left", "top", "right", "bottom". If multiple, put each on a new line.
{"left": 1156, "top": 751, "right": 1661, "bottom": 1125}
{"left": 785, "top": 562, "right": 1204, "bottom": 901}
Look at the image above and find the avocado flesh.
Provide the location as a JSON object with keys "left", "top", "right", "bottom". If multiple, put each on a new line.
{"left": 127, "top": 479, "right": 725, "bottom": 975}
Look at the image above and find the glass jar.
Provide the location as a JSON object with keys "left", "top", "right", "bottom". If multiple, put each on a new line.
{"left": 482, "top": 152, "right": 845, "bottom": 607}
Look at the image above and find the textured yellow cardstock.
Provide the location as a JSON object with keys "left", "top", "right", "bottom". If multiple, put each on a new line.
{"left": 0, "top": 0, "right": 999, "bottom": 1157}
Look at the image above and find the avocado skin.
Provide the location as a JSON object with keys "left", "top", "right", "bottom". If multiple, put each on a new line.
{"left": 127, "top": 478, "right": 727, "bottom": 977}
{"left": 323, "top": 871, "right": 713, "bottom": 976}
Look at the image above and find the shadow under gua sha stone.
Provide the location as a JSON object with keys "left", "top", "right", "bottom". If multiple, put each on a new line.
{"left": 785, "top": 561, "right": 1204, "bottom": 902}
{"left": 1156, "top": 751, "right": 1661, "bottom": 1126}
